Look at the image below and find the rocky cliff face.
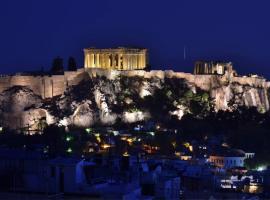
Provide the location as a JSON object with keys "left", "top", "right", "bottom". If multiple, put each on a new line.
{"left": 0, "top": 70, "right": 269, "bottom": 131}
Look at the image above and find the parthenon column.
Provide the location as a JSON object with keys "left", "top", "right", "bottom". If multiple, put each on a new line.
{"left": 134, "top": 54, "right": 138, "bottom": 68}
{"left": 112, "top": 54, "right": 116, "bottom": 68}
{"left": 138, "top": 54, "right": 142, "bottom": 69}
{"left": 141, "top": 54, "right": 145, "bottom": 69}
{"left": 123, "top": 54, "right": 127, "bottom": 69}
{"left": 103, "top": 54, "right": 106, "bottom": 69}
{"left": 129, "top": 55, "right": 132, "bottom": 69}
{"left": 84, "top": 54, "right": 89, "bottom": 68}
{"left": 105, "top": 54, "right": 109, "bottom": 69}
{"left": 92, "top": 54, "right": 95, "bottom": 67}
{"left": 127, "top": 55, "right": 131, "bottom": 70}
{"left": 130, "top": 55, "right": 134, "bottom": 68}
{"left": 91, "top": 54, "right": 95, "bottom": 68}
{"left": 137, "top": 55, "right": 140, "bottom": 69}
{"left": 100, "top": 54, "right": 104, "bottom": 68}
{"left": 96, "top": 54, "right": 100, "bottom": 67}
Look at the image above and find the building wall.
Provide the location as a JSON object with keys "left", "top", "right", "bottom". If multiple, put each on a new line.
{"left": 155, "top": 177, "right": 181, "bottom": 200}
{"left": 209, "top": 156, "right": 245, "bottom": 169}
{"left": 47, "top": 164, "right": 77, "bottom": 194}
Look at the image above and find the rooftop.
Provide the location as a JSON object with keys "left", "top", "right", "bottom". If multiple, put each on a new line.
{"left": 210, "top": 147, "right": 245, "bottom": 157}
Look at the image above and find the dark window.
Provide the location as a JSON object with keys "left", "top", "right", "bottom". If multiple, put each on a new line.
{"left": 50, "top": 166, "right": 56, "bottom": 177}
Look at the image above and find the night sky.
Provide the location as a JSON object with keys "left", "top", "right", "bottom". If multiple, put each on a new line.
{"left": 1, "top": 0, "right": 270, "bottom": 77}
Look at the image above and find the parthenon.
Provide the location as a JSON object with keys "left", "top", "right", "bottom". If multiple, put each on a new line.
{"left": 84, "top": 47, "right": 148, "bottom": 70}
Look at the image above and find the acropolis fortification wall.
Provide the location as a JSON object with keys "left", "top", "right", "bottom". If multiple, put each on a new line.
{"left": 0, "top": 68, "right": 268, "bottom": 99}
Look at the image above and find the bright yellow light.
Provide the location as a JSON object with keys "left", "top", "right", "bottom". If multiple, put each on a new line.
{"left": 189, "top": 146, "right": 193, "bottom": 152}
{"left": 123, "top": 152, "right": 130, "bottom": 157}
{"left": 181, "top": 155, "right": 192, "bottom": 161}
{"left": 172, "top": 142, "right": 176, "bottom": 148}
{"left": 175, "top": 152, "right": 181, "bottom": 157}
{"left": 96, "top": 136, "right": 101, "bottom": 143}
{"left": 102, "top": 144, "right": 111, "bottom": 149}
{"left": 183, "top": 142, "right": 190, "bottom": 148}
{"left": 127, "top": 138, "right": 134, "bottom": 144}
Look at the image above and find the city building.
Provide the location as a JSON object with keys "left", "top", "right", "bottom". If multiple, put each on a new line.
{"left": 245, "top": 152, "right": 255, "bottom": 159}
{"left": 155, "top": 176, "right": 180, "bottom": 200}
{"left": 194, "top": 61, "right": 236, "bottom": 75}
{"left": 84, "top": 47, "right": 148, "bottom": 70}
{"left": 209, "top": 149, "right": 246, "bottom": 169}
{"left": 0, "top": 147, "right": 48, "bottom": 192}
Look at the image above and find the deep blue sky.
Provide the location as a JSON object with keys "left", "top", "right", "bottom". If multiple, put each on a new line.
{"left": 1, "top": 0, "right": 270, "bottom": 77}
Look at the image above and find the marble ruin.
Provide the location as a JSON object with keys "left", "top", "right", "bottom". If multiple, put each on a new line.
{"left": 0, "top": 47, "right": 267, "bottom": 102}
{"left": 84, "top": 47, "right": 148, "bottom": 70}
{"left": 194, "top": 61, "right": 236, "bottom": 76}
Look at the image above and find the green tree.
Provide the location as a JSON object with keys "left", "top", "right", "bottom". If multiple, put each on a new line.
{"left": 51, "top": 56, "right": 64, "bottom": 73}
{"left": 184, "top": 90, "right": 194, "bottom": 99}
{"left": 67, "top": 56, "right": 77, "bottom": 71}
{"left": 202, "top": 92, "right": 209, "bottom": 102}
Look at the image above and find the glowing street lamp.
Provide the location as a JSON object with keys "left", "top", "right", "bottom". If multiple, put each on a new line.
{"left": 148, "top": 132, "right": 155, "bottom": 136}
{"left": 85, "top": 128, "right": 92, "bottom": 134}
{"left": 257, "top": 166, "right": 266, "bottom": 171}
{"left": 123, "top": 152, "right": 130, "bottom": 157}
{"left": 102, "top": 144, "right": 111, "bottom": 149}
{"left": 67, "top": 148, "right": 72, "bottom": 153}
{"left": 66, "top": 136, "right": 72, "bottom": 142}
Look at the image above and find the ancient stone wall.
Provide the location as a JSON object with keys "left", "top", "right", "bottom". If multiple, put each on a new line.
{"left": 0, "top": 68, "right": 269, "bottom": 111}
{"left": 0, "top": 69, "right": 86, "bottom": 99}
{"left": 231, "top": 76, "right": 267, "bottom": 87}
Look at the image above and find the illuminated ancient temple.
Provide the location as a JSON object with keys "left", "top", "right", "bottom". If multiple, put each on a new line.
{"left": 194, "top": 61, "right": 235, "bottom": 75}
{"left": 84, "top": 47, "right": 148, "bottom": 70}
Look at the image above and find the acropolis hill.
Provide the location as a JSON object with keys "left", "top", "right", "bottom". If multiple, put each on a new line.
{"left": 0, "top": 47, "right": 269, "bottom": 131}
